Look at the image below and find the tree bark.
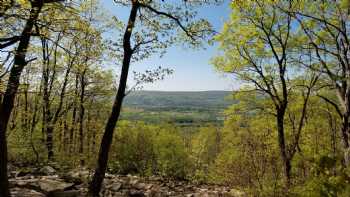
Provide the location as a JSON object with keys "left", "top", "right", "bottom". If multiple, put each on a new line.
{"left": 88, "top": 2, "right": 139, "bottom": 196}
{"left": 30, "top": 87, "right": 41, "bottom": 163}
{"left": 276, "top": 108, "right": 291, "bottom": 187}
{"left": 341, "top": 114, "right": 350, "bottom": 165}
{"left": 70, "top": 74, "right": 79, "bottom": 154}
{"left": 0, "top": 1, "right": 43, "bottom": 196}
{"left": 46, "top": 125, "right": 54, "bottom": 160}
{"left": 79, "top": 69, "right": 86, "bottom": 166}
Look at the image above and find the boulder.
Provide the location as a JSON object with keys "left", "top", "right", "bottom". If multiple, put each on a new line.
{"left": 128, "top": 176, "right": 139, "bottom": 185}
{"left": 134, "top": 182, "right": 147, "bottom": 190}
{"left": 66, "top": 169, "right": 91, "bottom": 182}
{"left": 110, "top": 182, "right": 123, "bottom": 192}
{"left": 39, "top": 166, "right": 56, "bottom": 176}
{"left": 60, "top": 174, "right": 83, "bottom": 185}
{"left": 38, "top": 179, "right": 74, "bottom": 193}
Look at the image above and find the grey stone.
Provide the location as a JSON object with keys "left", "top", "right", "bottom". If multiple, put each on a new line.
{"left": 39, "top": 166, "right": 56, "bottom": 176}
{"left": 38, "top": 179, "right": 74, "bottom": 193}
{"left": 110, "top": 182, "right": 123, "bottom": 192}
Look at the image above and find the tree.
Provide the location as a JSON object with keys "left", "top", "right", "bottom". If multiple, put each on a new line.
{"left": 213, "top": 0, "right": 318, "bottom": 188}
{"left": 39, "top": 32, "right": 74, "bottom": 161}
{"left": 88, "top": 0, "right": 214, "bottom": 195}
{"left": 284, "top": 0, "right": 350, "bottom": 166}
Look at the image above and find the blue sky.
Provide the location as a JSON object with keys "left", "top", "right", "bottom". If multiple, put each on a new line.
{"left": 101, "top": 0, "right": 235, "bottom": 91}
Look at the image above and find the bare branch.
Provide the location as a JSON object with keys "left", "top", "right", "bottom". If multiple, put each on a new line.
{"left": 138, "top": 2, "right": 196, "bottom": 41}
{"left": 318, "top": 94, "right": 343, "bottom": 118}
{"left": 0, "top": 36, "right": 20, "bottom": 49}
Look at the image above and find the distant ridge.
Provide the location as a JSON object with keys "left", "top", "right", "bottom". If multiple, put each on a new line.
{"left": 131, "top": 90, "right": 232, "bottom": 93}
{"left": 124, "top": 90, "right": 234, "bottom": 111}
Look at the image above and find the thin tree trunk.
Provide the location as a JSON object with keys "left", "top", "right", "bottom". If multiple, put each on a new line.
{"left": 79, "top": 69, "right": 86, "bottom": 166}
{"left": 88, "top": 2, "right": 139, "bottom": 196}
{"left": 30, "top": 84, "right": 41, "bottom": 163}
{"left": 42, "top": 38, "right": 52, "bottom": 160}
{"left": 0, "top": 2, "right": 43, "bottom": 196}
{"left": 21, "top": 84, "right": 29, "bottom": 131}
{"left": 70, "top": 74, "right": 79, "bottom": 154}
{"left": 63, "top": 118, "right": 69, "bottom": 153}
{"left": 86, "top": 110, "right": 91, "bottom": 160}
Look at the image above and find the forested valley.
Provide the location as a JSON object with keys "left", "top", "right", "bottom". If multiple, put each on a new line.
{"left": 1, "top": 0, "right": 350, "bottom": 196}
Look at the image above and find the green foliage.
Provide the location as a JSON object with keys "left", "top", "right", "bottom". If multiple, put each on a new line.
{"left": 154, "top": 127, "right": 190, "bottom": 179}
{"left": 293, "top": 155, "right": 350, "bottom": 197}
{"left": 110, "top": 121, "right": 191, "bottom": 179}
{"left": 110, "top": 121, "right": 155, "bottom": 175}
{"left": 3, "top": 1, "right": 350, "bottom": 197}
{"left": 190, "top": 126, "right": 221, "bottom": 183}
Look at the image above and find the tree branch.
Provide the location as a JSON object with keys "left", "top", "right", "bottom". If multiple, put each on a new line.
{"left": 138, "top": 2, "right": 195, "bottom": 41}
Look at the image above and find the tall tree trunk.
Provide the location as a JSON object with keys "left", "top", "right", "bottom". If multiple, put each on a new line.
{"left": 336, "top": 84, "right": 350, "bottom": 166}
{"left": 276, "top": 109, "right": 291, "bottom": 187}
{"left": 91, "top": 109, "right": 98, "bottom": 155}
{"left": 30, "top": 89, "right": 40, "bottom": 163}
{"left": 79, "top": 69, "right": 86, "bottom": 166}
{"left": 341, "top": 114, "right": 350, "bottom": 165}
{"left": 46, "top": 124, "right": 54, "bottom": 160}
{"left": 88, "top": 2, "right": 139, "bottom": 196}
{"left": 63, "top": 118, "right": 69, "bottom": 153}
{"left": 42, "top": 41, "right": 52, "bottom": 160}
{"left": 0, "top": 2, "right": 43, "bottom": 196}
{"left": 70, "top": 74, "right": 79, "bottom": 154}
{"left": 86, "top": 110, "right": 91, "bottom": 160}
{"left": 21, "top": 84, "right": 29, "bottom": 131}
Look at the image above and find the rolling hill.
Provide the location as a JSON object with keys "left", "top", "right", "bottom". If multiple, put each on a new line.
{"left": 121, "top": 91, "right": 235, "bottom": 125}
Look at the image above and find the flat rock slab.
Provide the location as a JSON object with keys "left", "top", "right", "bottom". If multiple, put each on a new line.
{"left": 38, "top": 179, "right": 74, "bottom": 193}
{"left": 10, "top": 177, "right": 75, "bottom": 195}
{"left": 10, "top": 187, "right": 46, "bottom": 197}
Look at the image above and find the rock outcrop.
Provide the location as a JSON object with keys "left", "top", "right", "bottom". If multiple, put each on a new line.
{"left": 9, "top": 167, "right": 245, "bottom": 197}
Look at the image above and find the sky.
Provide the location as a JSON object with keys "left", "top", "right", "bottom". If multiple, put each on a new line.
{"left": 101, "top": 0, "right": 236, "bottom": 91}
